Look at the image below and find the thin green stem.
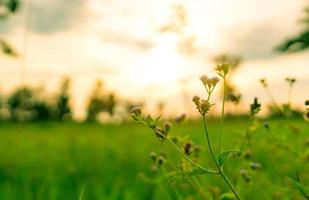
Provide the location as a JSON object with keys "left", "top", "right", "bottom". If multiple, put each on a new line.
{"left": 166, "top": 137, "right": 218, "bottom": 174}
{"left": 287, "top": 84, "right": 292, "bottom": 105}
{"left": 218, "top": 77, "right": 227, "bottom": 157}
{"left": 202, "top": 116, "right": 241, "bottom": 200}
{"left": 140, "top": 121, "right": 218, "bottom": 174}
{"left": 239, "top": 116, "right": 254, "bottom": 152}
{"left": 161, "top": 166, "right": 183, "bottom": 200}
{"left": 228, "top": 117, "right": 254, "bottom": 177}
{"left": 265, "top": 87, "right": 284, "bottom": 115}
{"left": 192, "top": 177, "right": 209, "bottom": 200}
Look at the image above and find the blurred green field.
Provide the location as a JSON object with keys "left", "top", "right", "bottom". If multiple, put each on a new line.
{"left": 0, "top": 118, "right": 308, "bottom": 200}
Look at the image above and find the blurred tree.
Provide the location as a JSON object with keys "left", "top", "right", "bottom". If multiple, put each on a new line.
{"left": 54, "top": 77, "right": 72, "bottom": 121}
{"left": 276, "top": 6, "right": 309, "bottom": 52}
{"left": 7, "top": 87, "right": 52, "bottom": 121}
{"left": 0, "top": 0, "right": 20, "bottom": 57}
{"left": 86, "top": 80, "right": 116, "bottom": 122}
{"left": 213, "top": 54, "right": 242, "bottom": 105}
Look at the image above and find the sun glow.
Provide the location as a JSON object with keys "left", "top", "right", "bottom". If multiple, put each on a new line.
{"left": 132, "top": 34, "right": 188, "bottom": 86}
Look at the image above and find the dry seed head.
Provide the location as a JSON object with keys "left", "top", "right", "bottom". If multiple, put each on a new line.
{"left": 157, "top": 155, "right": 165, "bottom": 166}
{"left": 200, "top": 75, "right": 210, "bottom": 86}
{"left": 200, "top": 75, "right": 219, "bottom": 91}
{"left": 149, "top": 152, "right": 157, "bottom": 162}
{"left": 305, "top": 100, "right": 309, "bottom": 106}
{"left": 130, "top": 106, "right": 142, "bottom": 121}
{"left": 183, "top": 140, "right": 193, "bottom": 155}
{"left": 210, "top": 76, "right": 219, "bottom": 86}
{"left": 164, "top": 121, "right": 172, "bottom": 133}
{"left": 130, "top": 106, "right": 142, "bottom": 115}
{"left": 199, "top": 100, "right": 213, "bottom": 116}
{"left": 240, "top": 169, "right": 251, "bottom": 183}
{"left": 155, "top": 127, "right": 167, "bottom": 140}
{"left": 192, "top": 96, "right": 200, "bottom": 106}
{"left": 285, "top": 77, "right": 296, "bottom": 85}
{"left": 215, "top": 63, "right": 229, "bottom": 77}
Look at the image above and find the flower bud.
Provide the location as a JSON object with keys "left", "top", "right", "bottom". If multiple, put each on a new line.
{"left": 249, "top": 162, "right": 262, "bottom": 170}
{"left": 149, "top": 152, "right": 157, "bottom": 162}
{"left": 200, "top": 75, "right": 210, "bottom": 86}
{"left": 240, "top": 169, "right": 251, "bottom": 183}
{"left": 215, "top": 63, "right": 229, "bottom": 77}
{"left": 130, "top": 106, "right": 141, "bottom": 115}
{"left": 164, "top": 121, "right": 172, "bottom": 133}
{"left": 157, "top": 155, "right": 165, "bottom": 166}
{"left": 183, "top": 140, "right": 193, "bottom": 155}
{"left": 155, "top": 127, "right": 167, "bottom": 139}
{"left": 192, "top": 96, "right": 200, "bottom": 105}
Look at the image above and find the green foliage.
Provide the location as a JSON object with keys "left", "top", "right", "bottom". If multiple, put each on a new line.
{"left": 276, "top": 7, "right": 309, "bottom": 52}
{"left": 0, "top": 119, "right": 307, "bottom": 199}
{"left": 220, "top": 193, "right": 235, "bottom": 200}
{"left": 218, "top": 150, "right": 240, "bottom": 167}
{"left": 0, "top": 0, "right": 20, "bottom": 56}
{"left": 290, "top": 178, "right": 309, "bottom": 199}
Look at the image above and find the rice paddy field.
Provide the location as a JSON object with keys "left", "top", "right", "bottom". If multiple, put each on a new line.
{"left": 0, "top": 118, "right": 308, "bottom": 200}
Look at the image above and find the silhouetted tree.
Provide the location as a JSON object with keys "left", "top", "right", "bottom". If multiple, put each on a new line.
{"left": 276, "top": 6, "right": 309, "bottom": 52}
{"left": 7, "top": 87, "right": 52, "bottom": 121}
{"left": 55, "top": 78, "right": 72, "bottom": 121}
{"left": 86, "top": 80, "right": 116, "bottom": 122}
{"left": 0, "top": 0, "right": 20, "bottom": 57}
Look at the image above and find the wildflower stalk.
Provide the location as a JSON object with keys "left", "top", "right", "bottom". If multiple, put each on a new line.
{"left": 239, "top": 116, "right": 254, "bottom": 152}
{"left": 166, "top": 136, "right": 218, "bottom": 174}
{"left": 218, "top": 77, "right": 227, "bottom": 157}
{"left": 228, "top": 116, "right": 254, "bottom": 177}
{"left": 163, "top": 144, "right": 208, "bottom": 200}
{"left": 202, "top": 116, "right": 241, "bottom": 200}
{"left": 266, "top": 87, "right": 283, "bottom": 114}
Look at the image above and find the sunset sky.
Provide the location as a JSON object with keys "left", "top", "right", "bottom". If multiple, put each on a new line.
{"left": 0, "top": 0, "right": 308, "bottom": 118}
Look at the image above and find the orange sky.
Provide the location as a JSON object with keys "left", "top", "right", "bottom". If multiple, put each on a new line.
{"left": 0, "top": 0, "right": 308, "bottom": 118}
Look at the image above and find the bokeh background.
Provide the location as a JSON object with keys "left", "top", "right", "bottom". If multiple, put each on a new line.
{"left": 1, "top": 0, "right": 309, "bottom": 119}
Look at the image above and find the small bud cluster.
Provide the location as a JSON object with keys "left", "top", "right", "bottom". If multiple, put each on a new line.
{"left": 130, "top": 106, "right": 172, "bottom": 140}
{"left": 200, "top": 75, "right": 219, "bottom": 94}
{"left": 249, "top": 162, "right": 262, "bottom": 170}
{"left": 215, "top": 63, "right": 230, "bottom": 77}
{"left": 182, "top": 140, "right": 193, "bottom": 155}
{"left": 149, "top": 152, "right": 166, "bottom": 172}
{"left": 285, "top": 77, "right": 296, "bottom": 86}
{"left": 240, "top": 169, "right": 251, "bottom": 183}
{"left": 192, "top": 96, "right": 213, "bottom": 116}
{"left": 259, "top": 78, "right": 267, "bottom": 88}
{"left": 250, "top": 97, "right": 261, "bottom": 116}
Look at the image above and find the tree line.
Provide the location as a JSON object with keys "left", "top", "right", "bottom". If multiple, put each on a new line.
{"left": 0, "top": 78, "right": 117, "bottom": 122}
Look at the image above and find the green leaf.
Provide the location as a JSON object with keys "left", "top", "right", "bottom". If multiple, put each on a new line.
{"left": 290, "top": 178, "right": 309, "bottom": 199}
{"left": 220, "top": 193, "right": 235, "bottom": 200}
{"left": 186, "top": 167, "right": 215, "bottom": 177}
{"left": 218, "top": 150, "right": 240, "bottom": 167}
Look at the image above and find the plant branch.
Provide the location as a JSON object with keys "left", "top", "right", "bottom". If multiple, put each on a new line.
{"left": 202, "top": 116, "right": 241, "bottom": 200}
